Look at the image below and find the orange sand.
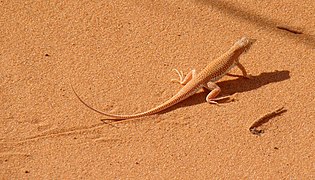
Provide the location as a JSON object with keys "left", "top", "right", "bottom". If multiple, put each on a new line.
{"left": 1, "top": 0, "right": 314, "bottom": 179}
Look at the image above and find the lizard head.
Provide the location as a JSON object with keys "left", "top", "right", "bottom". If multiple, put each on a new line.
{"left": 236, "top": 37, "right": 256, "bottom": 53}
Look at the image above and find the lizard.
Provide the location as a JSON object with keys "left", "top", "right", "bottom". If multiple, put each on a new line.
{"left": 72, "top": 37, "right": 256, "bottom": 120}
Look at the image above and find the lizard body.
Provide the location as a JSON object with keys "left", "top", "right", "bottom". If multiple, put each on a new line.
{"left": 73, "top": 37, "right": 256, "bottom": 120}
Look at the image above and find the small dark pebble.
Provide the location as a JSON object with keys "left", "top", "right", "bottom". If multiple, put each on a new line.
{"left": 25, "top": 170, "right": 30, "bottom": 173}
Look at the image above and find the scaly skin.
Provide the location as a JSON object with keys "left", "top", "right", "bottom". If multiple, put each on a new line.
{"left": 72, "top": 37, "right": 256, "bottom": 120}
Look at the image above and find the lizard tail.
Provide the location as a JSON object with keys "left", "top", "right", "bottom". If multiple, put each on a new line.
{"left": 71, "top": 85, "right": 190, "bottom": 120}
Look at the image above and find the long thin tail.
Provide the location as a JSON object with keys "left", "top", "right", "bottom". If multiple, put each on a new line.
{"left": 71, "top": 85, "right": 189, "bottom": 120}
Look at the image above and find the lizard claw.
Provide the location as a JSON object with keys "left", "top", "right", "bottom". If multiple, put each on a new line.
{"left": 172, "top": 68, "right": 184, "bottom": 83}
{"left": 208, "top": 100, "right": 220, "bottom": 105}
{"left": 171, "top": 78, "right": 180, "bottom": 83}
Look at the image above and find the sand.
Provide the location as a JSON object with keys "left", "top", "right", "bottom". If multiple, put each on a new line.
{"left": 1, "top": 0, "right": 314, "bottom": 179}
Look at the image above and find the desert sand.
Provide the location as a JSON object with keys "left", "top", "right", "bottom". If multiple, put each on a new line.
{"left": 1, "top": 0, "right": 314, "bottom": 179}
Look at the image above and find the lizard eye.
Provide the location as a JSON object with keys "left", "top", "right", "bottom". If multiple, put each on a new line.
{"left": 237, "top": 37, "right": 249, "bottom": 46}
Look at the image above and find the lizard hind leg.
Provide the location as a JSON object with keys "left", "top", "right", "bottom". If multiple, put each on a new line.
{"left": 204, "top": 81, "right": 231, "bottom": 104}
{"left": 171, "top": 69, "right": 197, "bottom": 85}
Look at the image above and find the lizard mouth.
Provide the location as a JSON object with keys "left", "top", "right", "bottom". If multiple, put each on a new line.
{"left": 244, "top": 38, "right": 256, "bottom": 53}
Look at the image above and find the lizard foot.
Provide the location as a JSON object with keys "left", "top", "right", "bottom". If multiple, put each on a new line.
{"left": 171, "top": 69, "right": 196, "bottom": 85}
{"left": 244, "top": 73, "right": 254, "bottom": 79}
{"left": 171, "top": 68, "right": 184, "bottom": 84}
{"left": 207, "top": 95, "right": 236, "bottom": 104}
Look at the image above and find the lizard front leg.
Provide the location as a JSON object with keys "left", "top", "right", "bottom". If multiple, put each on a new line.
{"left": 226, "top": 61, "right": 253, "bottom": 79}
{"left": 171, "top": 69, "right": 197, "bottom": 85}
{"left": 235, "top": 62, "right": 252, "bottom": 78}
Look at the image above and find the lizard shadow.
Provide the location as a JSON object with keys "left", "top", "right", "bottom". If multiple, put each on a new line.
{"left": 159, "top": 70, "right": 290, "bottom": 114}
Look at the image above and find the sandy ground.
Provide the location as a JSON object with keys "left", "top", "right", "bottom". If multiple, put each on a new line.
{"left": 1, "top": 0, "right": 314, "bottom": 179}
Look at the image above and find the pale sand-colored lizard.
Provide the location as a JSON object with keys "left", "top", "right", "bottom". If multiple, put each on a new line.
{"left": 72, "top": 37, "right": 256, "bottom": 120}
